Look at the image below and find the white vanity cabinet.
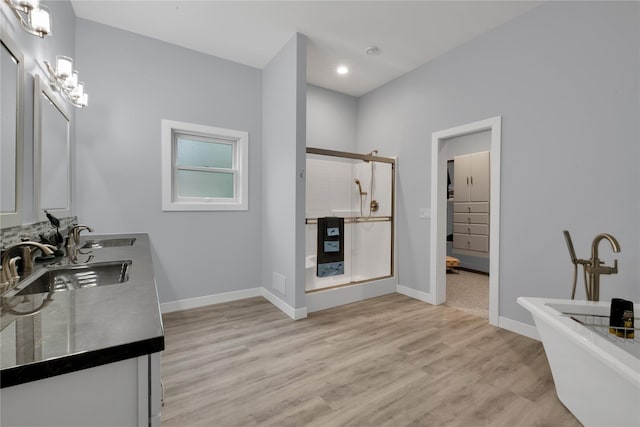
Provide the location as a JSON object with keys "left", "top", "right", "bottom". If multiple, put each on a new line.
{"left": 453, "top": 151, "right": 490, "bottom": 202}
{"left": 0, "top": 352, "right": 162, "bottom": 426}
{"left": 452, "top": 151, "right": 490, "bottom": 256}
{"left": 0, "top": 233, "right": 164, "bottom": 426}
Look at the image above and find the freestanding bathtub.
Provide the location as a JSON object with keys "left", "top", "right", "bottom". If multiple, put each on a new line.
{"left": 518, "top": 297, "right": 640, "bottom": 427}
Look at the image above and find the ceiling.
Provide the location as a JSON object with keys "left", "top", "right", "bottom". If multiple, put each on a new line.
{"left": 70, "top": 1, "right": 541, "bottom": 97}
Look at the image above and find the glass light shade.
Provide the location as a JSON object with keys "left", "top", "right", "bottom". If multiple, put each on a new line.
{"left": 65, "top": 70, "right": 78, "bottom": 90}
{"left": 71, "top": 81, "right": 84, "bottom": 99}
{"left": 79, "top": 93, "right": 88, "bottom": 107}
{"left": 15, "top": 0, "right": 38, "bottom": 10}
{"left": 56, "top": 56, "right": 72, "bottom": 78}
{"left": 29, "top": 6, "right": 50, "bottom": 35}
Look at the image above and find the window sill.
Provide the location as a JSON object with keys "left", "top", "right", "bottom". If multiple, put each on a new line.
{"left": 162, "top": 200, "right": 248, "bottom": 212}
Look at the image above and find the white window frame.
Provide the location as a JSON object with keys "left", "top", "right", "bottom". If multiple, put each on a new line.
{"left": 162, "top": 119, "right": 248, "bottom": 211}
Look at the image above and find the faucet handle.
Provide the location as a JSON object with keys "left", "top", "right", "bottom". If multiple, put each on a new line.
{"left": 0, "top": 255, "right": 22, "bottom": 289}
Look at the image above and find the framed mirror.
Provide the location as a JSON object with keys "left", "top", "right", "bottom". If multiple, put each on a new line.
{"left": 0, "top": 30, "right": 24, "bottom": 229}
{"left": 34, "top": 75, "right": 72, "bottom": 222}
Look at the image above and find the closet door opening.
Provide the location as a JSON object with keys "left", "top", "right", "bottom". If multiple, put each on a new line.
{"left": 430, "top": 117, "right": 501, "bottom": 326}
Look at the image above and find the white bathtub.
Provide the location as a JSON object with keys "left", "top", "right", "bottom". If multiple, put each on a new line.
{"left": 518, "top": 297, "right": 640, "bottom": 427}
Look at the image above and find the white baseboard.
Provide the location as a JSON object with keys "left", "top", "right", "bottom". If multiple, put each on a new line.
{"left": 498, "top": 316, "right": 540, "bottom": 341}
{"left": 396, "top": 284, "right": 436, "bottom": 305}
{"left": 261, "top": 288, "right": 307, "bottom": 320}
{"left": 395, "top": 285, "right": 539, "bottom": 341}
{"left": 307, "top": 277, "right": 397, "bottom": 313}
{"left": 160, "top": 287, "right": 262, "bottom": 313}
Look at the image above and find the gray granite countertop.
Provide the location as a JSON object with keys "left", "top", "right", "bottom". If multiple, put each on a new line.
{"left": 0, "top": 233, "right": 165, "bottom": 388}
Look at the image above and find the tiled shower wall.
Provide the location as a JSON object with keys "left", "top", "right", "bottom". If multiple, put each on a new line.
{"left": 0, "top": 216, "right": 77, "bottom": 248}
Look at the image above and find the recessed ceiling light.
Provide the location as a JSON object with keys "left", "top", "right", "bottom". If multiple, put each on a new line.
{"left": 337, "top": 65, "right": 349, "bottom": 75}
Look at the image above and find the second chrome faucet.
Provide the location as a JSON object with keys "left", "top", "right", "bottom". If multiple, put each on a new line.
{"left": 66, "top": 224, "right": 94, "bottom": 248}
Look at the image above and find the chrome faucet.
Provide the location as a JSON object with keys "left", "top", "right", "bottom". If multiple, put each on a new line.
{"left": 67, "top": 224, "right": 94, "bottom": 247}
{"left": 585, "top": 233, "right": 620, "bottom": 302}
{"left": 0, "top": 256, "right": 21, "bottom": 293}
{"left": 1, "top": 241, "right": 54, "bottom": 291}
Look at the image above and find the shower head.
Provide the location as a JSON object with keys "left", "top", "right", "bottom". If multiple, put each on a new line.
{"left": 354, "top": 179, "right": 367, "bottom": 195}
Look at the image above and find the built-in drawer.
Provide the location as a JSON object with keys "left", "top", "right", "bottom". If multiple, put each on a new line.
{"left": 453, "top": 213, "right": 489, "bottom": 224}
{"left": 453, "top": 202, "right": 489, "bottom": 213}
{"left": 453, "top": 233, "right": 489, "bottom": 252}
{"left": 453, "top": 223, "right": 489, "bottom": 236}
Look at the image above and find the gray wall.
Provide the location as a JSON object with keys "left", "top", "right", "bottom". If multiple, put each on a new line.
{"left": 1, "top": 0, "right": 76, "bottom": 224}
{"left": 357, "top": 1, "right": 639, "bottom": 324}
{"left": 75, "top": 19, "right": 263, "bottom": 304}
{"left": 262, "top": 33, "right": 307, "bottom": 310}
{"left": 307, "top": 84, "right": 357, "bottom": 152}
{"left": 445, "top": 130, "right": 490, "bottom": 161}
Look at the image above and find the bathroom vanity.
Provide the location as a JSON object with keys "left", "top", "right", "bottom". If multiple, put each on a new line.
{"left": 0, "top": 233, "right": 164, "bottom": 426}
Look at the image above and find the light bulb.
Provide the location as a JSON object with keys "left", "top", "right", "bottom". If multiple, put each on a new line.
{"left": 56, "top": 56, "right": 73, "bottom": 79}
{"left": 72, "top": 81, "right": 84, "bottom": 99}
{"left": 79, "top": 93, "right": 88, "bottom": 107}
{"left": 29, "top": 6, "right": 50, "bottom": 36}
{"left": 65, "top": 71, "right": 78, "bottom": 90}
{"left": 337, "top": 66, "right": 349, "bottom": 75}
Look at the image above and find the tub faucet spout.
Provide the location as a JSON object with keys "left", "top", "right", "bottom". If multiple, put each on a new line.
{"left": 586, "top": 233, "right": 620, "bottom": 301}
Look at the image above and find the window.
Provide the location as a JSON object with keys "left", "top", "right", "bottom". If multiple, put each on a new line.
{"left": 162, "top": 120, "right": 248, "bottom": 211}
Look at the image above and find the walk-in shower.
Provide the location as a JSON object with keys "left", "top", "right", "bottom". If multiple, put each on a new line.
{"left": 306, "top": 147, "right": 395, "bottom": 292}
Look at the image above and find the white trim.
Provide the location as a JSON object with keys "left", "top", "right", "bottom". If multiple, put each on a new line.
{"left": 136, "top": 355, "right": 148, "bottom": 427}
{"left": 306, "top": 277, "right": 397, "bottom": 313}
{"left": 160, "top": 287, "right": 262, "bottom": 313}
{"left": 159, "top": 286, "right": 308, "bottom": 320}
{"left": 262, "top": 287, "right": 308, "bottom": 320}
{"left": 396, "top": 284, "right": 435, "bottom": 304}
{"left": 430, "top": 116, "right": 501, "bottom": 326}
{"left": 161, "top": 119, "right": 249, "bottom": 211}
{"left": 0, "top": 30, "right": 24, "bottom": 229}
{"left": 498, "top": 316, "right": 540, "bottom": 341}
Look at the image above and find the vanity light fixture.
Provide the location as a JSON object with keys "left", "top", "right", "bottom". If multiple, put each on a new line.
{"left": 2, "top": 0, "right": 51, "bottom": 38}
{"left": 43, "top": 55, "right": 89, "bottom": 108}
{"left": 337, "top": 65, "right": 349, "bottom": 75}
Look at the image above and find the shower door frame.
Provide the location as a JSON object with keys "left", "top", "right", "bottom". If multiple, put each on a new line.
{"left": 305, "top": 147, "right": 396, "bottom": 292}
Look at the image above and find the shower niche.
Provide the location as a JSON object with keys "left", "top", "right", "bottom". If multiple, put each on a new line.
{"left": 305, "top": 148, "right": 395, "bottom": 292}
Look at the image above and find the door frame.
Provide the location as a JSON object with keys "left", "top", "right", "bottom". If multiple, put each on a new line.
{"left": 430, "top": 116, "right": 501, "bottom": 326}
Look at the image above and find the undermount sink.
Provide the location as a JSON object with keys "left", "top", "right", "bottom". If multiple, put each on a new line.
{"left": 15, "top": 261, "right": 132, "bottom": 296}
{"left": 81, "top": 238, "right": 136, "bottom": 249}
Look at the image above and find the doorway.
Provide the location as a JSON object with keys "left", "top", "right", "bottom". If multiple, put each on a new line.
{"left": 430, "top": 117, "right": 501, "bottom": 326}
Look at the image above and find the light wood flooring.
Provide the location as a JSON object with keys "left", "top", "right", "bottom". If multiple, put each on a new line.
{"left": 161, "top": 294, "right": 581, "bottom": 426}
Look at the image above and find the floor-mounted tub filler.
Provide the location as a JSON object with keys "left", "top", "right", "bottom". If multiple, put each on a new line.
{"left": 518, "top": 298, "right": 640, "bottom": 427}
